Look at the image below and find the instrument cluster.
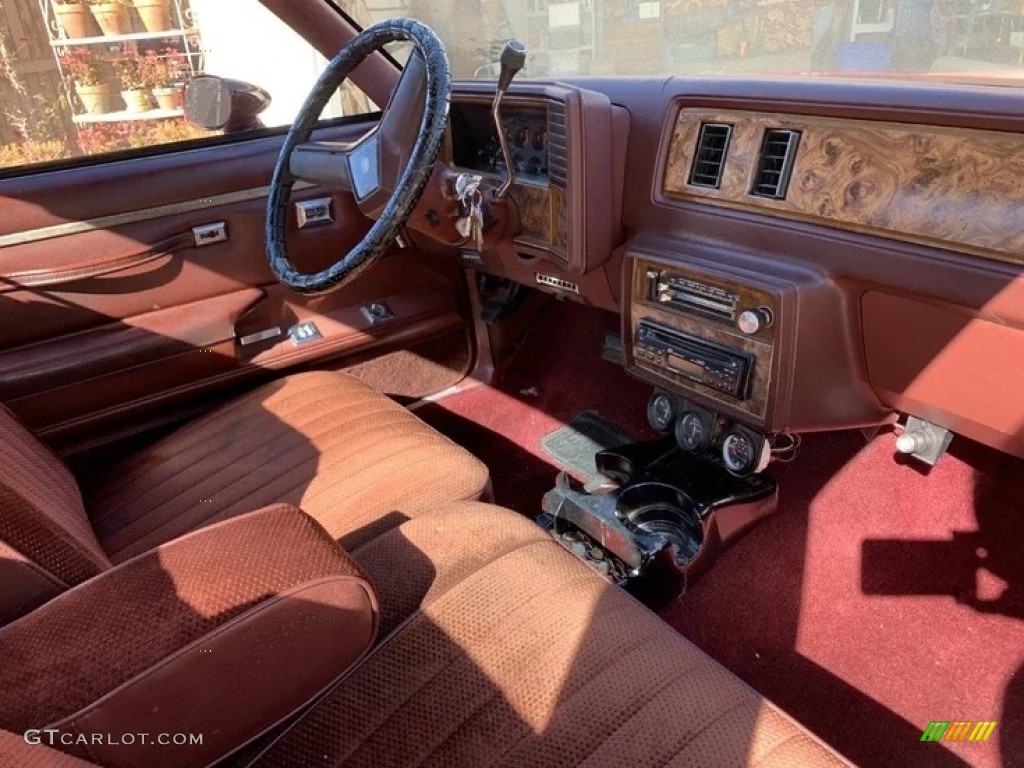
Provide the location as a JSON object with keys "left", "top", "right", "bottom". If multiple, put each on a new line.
{"left": 504, "top": 113, "right": 549, "bottom": 185}
{"left": 449, "top": 102, "right": 549, "bottom": 186}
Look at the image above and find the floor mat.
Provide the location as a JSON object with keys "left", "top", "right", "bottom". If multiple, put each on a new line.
{"left": 540, "top": 410, "right": 635, "bottom": 481}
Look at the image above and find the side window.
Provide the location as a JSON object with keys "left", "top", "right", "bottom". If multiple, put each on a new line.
{"left": 0, "top": 0, "right": 375, "bottom": 173}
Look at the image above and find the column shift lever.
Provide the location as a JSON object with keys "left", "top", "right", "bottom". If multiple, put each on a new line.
{"left": 492, "top": 40, "right": 527, "bottom": 200}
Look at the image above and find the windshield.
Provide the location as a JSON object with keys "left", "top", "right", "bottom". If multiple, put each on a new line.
{"left": 336, "top": 0, "right": 1024, "bottom": 86}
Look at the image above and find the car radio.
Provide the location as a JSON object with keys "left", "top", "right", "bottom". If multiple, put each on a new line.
{"left": 634, "top": 320, "right": 754, "bottom": 400}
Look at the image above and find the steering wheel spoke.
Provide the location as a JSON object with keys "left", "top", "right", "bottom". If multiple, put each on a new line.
{"left": 289, "top": 140, "right": 354, "bottom": 189}
{"left": 266, "top": 19, "right": 450, "bottom": 295}
{"left": 375, "top": 50, "right": 428, "bottom": 193}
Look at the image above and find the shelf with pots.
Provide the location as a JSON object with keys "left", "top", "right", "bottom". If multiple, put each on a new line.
{"left": 37, "top": 0, "right": 201, "bottom": 134}
{"left": 61, "top": 44, "right": 186, "bottom": 120}
{"left": 49, "top": 0, "right": 180, "bottom": 40}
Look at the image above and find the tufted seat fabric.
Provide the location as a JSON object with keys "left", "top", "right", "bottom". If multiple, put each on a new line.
{"left": 0, "top": 371, "right": 490, "bottom": 624}
{"left": 87, "top": 371, "right": 491, "bottom": 562}
{"left": 243, "top": 502, "right": 849, "bottom": 768}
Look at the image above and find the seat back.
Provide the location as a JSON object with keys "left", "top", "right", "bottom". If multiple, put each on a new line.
{"left": 0, "top": 405, "right": 110, "bottom": 623}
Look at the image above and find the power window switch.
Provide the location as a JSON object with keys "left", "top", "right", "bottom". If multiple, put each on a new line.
{"left": 289, "top": 321, "right": 322, "bottom": 346}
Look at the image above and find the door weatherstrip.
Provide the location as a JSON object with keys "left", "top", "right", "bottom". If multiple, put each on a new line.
{"left": 0, "top": 181, "right": 314, "bottom": 249}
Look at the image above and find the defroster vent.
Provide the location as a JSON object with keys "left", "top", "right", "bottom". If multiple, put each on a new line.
{"left": 688, "top": 123, "right": 732, "bottom": 188}
{"left": 750, "top": 129, "right": 801, "bottom": 199}
{"left": 547, "top": 102, "right": 567, "bottom": 189}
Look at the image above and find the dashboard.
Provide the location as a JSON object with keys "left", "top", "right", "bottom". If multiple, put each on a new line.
{"left": 437, "top": 77, "right": 1024, "bottom": 462}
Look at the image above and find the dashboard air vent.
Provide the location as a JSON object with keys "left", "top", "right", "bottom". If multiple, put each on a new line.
{"left": 750, "top": 129, "right": 801, "bottom": 199}
{"left": 547, "top": 102, "right": 567, "bottom": 189}
{"left": 688, "top": 123, "right": 732, "bottom": 189}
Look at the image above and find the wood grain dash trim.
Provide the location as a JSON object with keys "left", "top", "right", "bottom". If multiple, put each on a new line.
{"left": 663, "top": 108, "right": 1024, "bottom": 266}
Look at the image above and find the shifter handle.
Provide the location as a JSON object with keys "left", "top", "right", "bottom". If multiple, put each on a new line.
{"left": 497, "top": 41, "right": 527, "bottom": 93}
{"left": 491, "top": 40, "right": 527, "bottom": 201}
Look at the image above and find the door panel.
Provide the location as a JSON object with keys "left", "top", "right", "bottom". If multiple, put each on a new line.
{"left": 0, "top": 121, "right": 468, "bottom": 453}
{"left": 0, "top": 288, "right": 262, "bottom": 400}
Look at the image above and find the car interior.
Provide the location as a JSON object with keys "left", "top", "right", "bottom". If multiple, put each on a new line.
{"left": 0, "top": 1, "right": 1022, "bottom": 767}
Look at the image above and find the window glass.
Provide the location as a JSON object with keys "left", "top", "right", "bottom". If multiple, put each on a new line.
{"left": 0, "top": 0, "right": 374, "bottom": 173}
{"left": 343, "top": 0, "right": 1024, "bottom": 87}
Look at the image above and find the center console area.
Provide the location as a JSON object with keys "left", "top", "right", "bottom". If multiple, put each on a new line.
{"left": 541, "top": 438, "right": 778, "bottom": 604}
{"left": 438, "top": 63, "right": 888, "bottom": 600}
{"left": 626, "top": 252, "right": 783, "bottom": 429}
{"left": 539, "top": 253, "right": 804, "bottom": 601}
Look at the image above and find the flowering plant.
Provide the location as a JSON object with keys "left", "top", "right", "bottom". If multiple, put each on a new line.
{"left": 140, "top": 48, "right": 186, "bottom": 88}
{"left": 0, "top": 139, "right": 70, "bottom": 169}
{"left": 77, "top": 118, "right": 211, "bottom": 154}
{"left": 61, "top": 48, "right": 108, "bottom": 85}
{"left": 113, "top": 47, "right": 146, "bottom": 90}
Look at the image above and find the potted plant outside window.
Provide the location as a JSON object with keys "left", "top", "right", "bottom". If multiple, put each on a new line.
{"left": 89, "top": 0, "right": 130, "bottom": 36}
{"left": 141, "top": 48, "right": 185, "bottom": 110}
{"left": 52, "top": 0, "right": 95, "bottom": 39}
{"left": 62, "top": 48, "right": 112, "bottom": 114}
{"left": 114, "top": 51, "right": 151, "bottom": 112}
{"left": 131, "top": 0, "right": 172, "bottom": 33}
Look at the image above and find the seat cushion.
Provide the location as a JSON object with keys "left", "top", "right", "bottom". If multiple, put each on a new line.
{"left": 250, "top": 504, "right": 848, "bottom": 768}
{"left": 88, "top": 372, "right": 490, "bottom": 563}
{"left": 349, "top": 501, "right": 553, "bottom": 637}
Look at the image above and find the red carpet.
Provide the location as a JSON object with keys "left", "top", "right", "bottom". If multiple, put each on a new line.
{"left": 419, "top": 298, "right": 1024, "bottom": 768}
{"left": 417, "top": 297, "right": 656, "bottom": 514}
{"left": 665, "top": 430, "right": 1024, "bottom": 768}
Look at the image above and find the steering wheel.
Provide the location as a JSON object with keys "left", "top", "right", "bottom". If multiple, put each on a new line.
{"left": 266, "top": 19, "right": 451, "bottom": 295}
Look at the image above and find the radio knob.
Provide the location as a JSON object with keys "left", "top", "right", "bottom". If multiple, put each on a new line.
{"left": 738, "top": 307, "right": 774, "bottom": 335}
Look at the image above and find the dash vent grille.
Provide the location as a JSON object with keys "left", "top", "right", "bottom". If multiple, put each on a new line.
{"left": 547, "top": 102, "right": 567, "bottom": 189}
{"left": 750, "top": 129, "right": 801, "bottom": 199}
{"left": 688, "top": 123, "right": 732, "bottom": 188}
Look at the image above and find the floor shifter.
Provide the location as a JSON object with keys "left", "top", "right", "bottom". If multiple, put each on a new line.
{"left": 491, "top": 40, "right": 528, "bottom": 201}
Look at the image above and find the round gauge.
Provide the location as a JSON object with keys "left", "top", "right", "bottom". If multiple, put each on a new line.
{"left": 675, "top": 411, "right": 711, "bottom": 452}
{"left": 526, "top": 156, "right": 544, "bottom": 175}
{"left": 511, "top": 125, "right": 529, "bottom": 148}
{"left": 646, "top": 393, "right": 677, "bottom": 433}
{"left": 721, "top": 429, "right": 757, "bottom": 476}
{"left": 531, "top": 128, "right": 547, "bottom": 151}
